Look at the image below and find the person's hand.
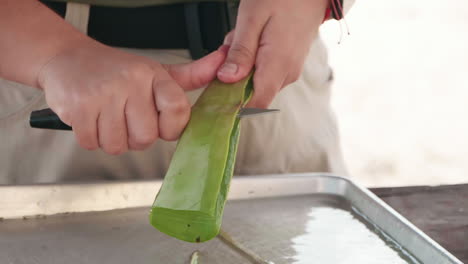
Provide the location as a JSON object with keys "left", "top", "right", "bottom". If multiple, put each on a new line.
{"left": 217, "top": 0, "right": 329, "bottom": 108}
{"left": 39, "top": 40, "right": 227, "bottom": 154}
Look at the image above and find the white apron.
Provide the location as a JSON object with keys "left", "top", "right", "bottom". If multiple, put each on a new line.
{"left": 0, "top": 4, "right": 348, "bottom": 184}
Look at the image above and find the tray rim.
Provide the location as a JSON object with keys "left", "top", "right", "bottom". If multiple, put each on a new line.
{"left": 0, "top": 173, "right": 462, "bottom": 263}
{"left": 229, "top": 174, "right": 463, "bottom": 264}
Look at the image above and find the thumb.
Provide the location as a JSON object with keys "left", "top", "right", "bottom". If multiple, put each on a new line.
{"left": 217, "top": 2, "right": 268, "bottom": 84}
{"left": 217, "top": 34, "right": 259, "bottom": 84}
{"left": 164, "top": 45, "right": 229, "bottom": 90}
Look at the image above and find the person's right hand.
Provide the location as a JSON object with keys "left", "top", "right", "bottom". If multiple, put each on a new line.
{"left": 38, "top": 40, "right": 227, "bottom": 154}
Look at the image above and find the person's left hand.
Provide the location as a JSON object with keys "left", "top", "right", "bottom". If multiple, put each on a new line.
{"left": 217, "top": 0, "right": 329, "bottom": 108}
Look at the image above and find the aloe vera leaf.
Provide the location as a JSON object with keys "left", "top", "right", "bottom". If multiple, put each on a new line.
{"left": 149, "top": 73, "right": 253, "bottom": 243}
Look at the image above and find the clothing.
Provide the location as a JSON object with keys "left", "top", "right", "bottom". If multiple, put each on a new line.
{"left": 42, "top": 1, "right": 233, "bottom": 59}
{"left": 0, "top": 1, "right": 353, "bottom": 184}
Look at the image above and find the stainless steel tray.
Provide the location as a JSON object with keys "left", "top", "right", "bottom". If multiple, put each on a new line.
{"left": 0, "top": 174, "right": 462, "bottom": 264}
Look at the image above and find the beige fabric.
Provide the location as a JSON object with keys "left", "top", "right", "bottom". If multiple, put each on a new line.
{"left": 0, "top": 38, "right": 347, "bottom": 184}
{"left": 64, "top": 2, "right": 90, "bottom": 34}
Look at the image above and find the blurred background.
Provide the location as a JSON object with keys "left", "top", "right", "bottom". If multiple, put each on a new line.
{"left": 321, "top": 0, "right": 468, "bottom": 187}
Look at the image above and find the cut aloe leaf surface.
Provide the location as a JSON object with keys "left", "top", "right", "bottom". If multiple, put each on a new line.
{"left": 150, "top": 73, "right": 254, "bottom": 243}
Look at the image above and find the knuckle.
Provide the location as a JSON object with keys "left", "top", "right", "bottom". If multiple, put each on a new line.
{"left": 254, "top": 98, "right": 271, "bottom": 109}
{"left": 120, "top": 63, "right": 153, "bottom": 81}
{"left": 80, "top": 141, "right": 98, "bottom": 151}
{"left": 104, "top": 145, "right": 126, "bottom": 155}
{"left": 252, "top": 78, "right": 277, "bottom": 109}
{"left": 76, "top": 133, "right": 97, "bottom": 150}
{"left": 287, "top": 72, "right": 302, "bottom": 86}
{"left": 224, "top": 30, "right": 234, "bottom": 44}
{"left": 277, "top": 53, "right": 298, "bottom": 70}
{"left": 102, "top": 139, "right": 128, "bottom": 155}
{"left": 131, "top": 132, "right": 158, "bottom": 149}
{"left": 94, "top": 82, "right": 109, "bottom": 93}
{"left": 228, "top": 43, "right": 255, "bottom": 64}
{"left": 292, "top": 70, "right": 302, "bottom": 82}
{"left": 245, "top": 14, "right": 259, "bottom": 26}
{"left": 160, "top": 131, "right": 180, "bottom": 142}
{"left": 254, "top": 74, "right": 279, "bottom": 93}
{"left": 85, "top": 144, "right": 98, "bottom": 151}
{"left": 72, "top": 94, "right": 90, "bottom": 110}
{"left": 285, "top": 68, "right": 303, "bottom": 87}
{"left": 95, "top": 81, "right": 122, "bottom": 99}
{"left": 167, "top": 97, "right": 190, "bottom": 116}
{"left": 129, "top": 142, "right": 150, "bottom": 151}
{"left": 159, "top": 122, "right": 187, "bottom": 142}
{"left": 92, "top": 81, "right": 130, "bottom": 105}
{"left": 68, "top": 87, "right": 99, "bottom": 112}
{"left": 53, "top": 107, "right": 73, "bottom": 126}
{"left": 292, "top": 63, "right": 304, "bottom": 81}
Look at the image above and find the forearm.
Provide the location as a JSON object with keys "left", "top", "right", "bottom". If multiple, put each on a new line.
{"left": 0, "top": 0, "right": 89, "bottom": 88}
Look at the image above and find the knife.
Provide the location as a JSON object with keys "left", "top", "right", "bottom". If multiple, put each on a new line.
{"left": 29, "top": 108, "right": 279, "bottom": 130}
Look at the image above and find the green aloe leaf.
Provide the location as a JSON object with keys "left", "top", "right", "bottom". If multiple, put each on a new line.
{"left": 150, "top": 73, "right": 254, "bottom": 243}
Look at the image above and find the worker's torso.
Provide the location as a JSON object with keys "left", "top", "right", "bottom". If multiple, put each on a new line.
{"left": 0, "top": 2, "right": 347, "bottom": 184}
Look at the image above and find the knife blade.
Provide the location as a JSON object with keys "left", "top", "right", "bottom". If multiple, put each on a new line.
{"left": 237, "top": 108, "right": 280, "bottom": 118}
{"left": 29, "top": 108, "right": 279, "bottom": 130}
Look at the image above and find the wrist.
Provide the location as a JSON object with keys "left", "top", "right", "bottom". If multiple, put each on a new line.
{"left": 36, "top": 34, "right": 93, "bottom": 91}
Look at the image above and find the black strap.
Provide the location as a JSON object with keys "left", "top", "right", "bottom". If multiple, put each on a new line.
{"left": 40, "top": 0, "right": 235, "bottom": 59}
{"left": 331, "top": 0, "right": 344, "bottom": 20}
{"left": 184, "top": 3, "right": 206, "bottom": 60}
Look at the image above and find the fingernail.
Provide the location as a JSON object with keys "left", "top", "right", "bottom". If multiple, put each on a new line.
{"left": 219, "top": 63, "right": 238, "bottom": 76}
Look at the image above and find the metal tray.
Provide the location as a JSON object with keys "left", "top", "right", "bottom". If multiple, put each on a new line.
{"left": 0, "top": 174, "right": 462, "bottom": 264}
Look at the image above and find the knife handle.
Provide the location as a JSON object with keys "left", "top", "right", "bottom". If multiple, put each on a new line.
{"left": 30, "top": 108, "right": 72, "bottom": 130}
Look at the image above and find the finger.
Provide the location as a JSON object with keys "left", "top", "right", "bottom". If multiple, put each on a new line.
{"left": 49, "top": 98, "right": 100, "bottom": 150}
{"left": 125, "top": 87, "right": 159, "bottom": 151}
{"left": 247, "top": 17, "right": 300, "bottom": 108}
{"left": 72, "top": 110, "right": 99, "bottom": 151}
{"left": 247, "top": 58, "right": 285, "bottom": 109}
{"left": 97, "top": 99, "right": 128, "bottom": 155}
{"left": 223, "top": 30, "right": 234, "bottom": 45}
{"left": 217, "top": 2, "right": 269, "bottom": 83}
{"left": 153, "top": 78, "right": 191, "bottom": 141}
{"left": 164, "top": 45, "right": 228, "bottom": 91}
